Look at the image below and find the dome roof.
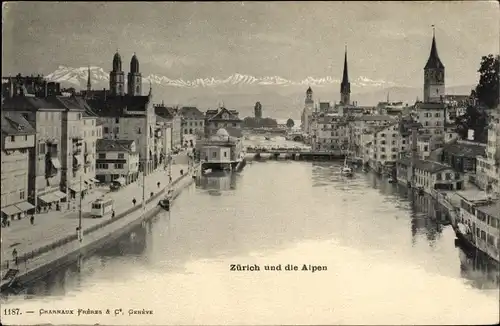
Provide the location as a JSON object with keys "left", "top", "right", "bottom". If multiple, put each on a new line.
{"left": 130, "top": 53, "right": 139, "bottom": 73}
{"left": 216, "top": 128, "right": 229, "bottom": 137}
{"left": 112, "top": 52, "right": 122, "bottom": 72}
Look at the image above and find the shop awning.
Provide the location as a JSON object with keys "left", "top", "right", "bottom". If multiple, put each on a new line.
{"left": 14, "top": 201, "right": 35, "bottom": 212}
{"left": 38, "top": 194, "right": 59, "bottom": 204}
{"left": 50, "top": 157, "right": 61, "bottom": 169}
{"left": 114, "top": 177, "right": 126, "bottom": 185}
{"left": 53, "top": 191, "right": 67, "bottom": 200}
{"left": 1, "top": 205, "right": 21, "bottom": 216}
{"left": 69, "top": 183, "right": 87, "bottom": 193}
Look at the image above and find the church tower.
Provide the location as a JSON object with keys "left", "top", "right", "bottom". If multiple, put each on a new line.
{"left": 340, "top": 45, "right": 351, "bottom": 105}
{"left": 109, "top": 51, "right": 125, "bottom": 96}
{"left": 128, "top": 53, "right": 142, "bottom": 96}
{"left": 423, "top": 27, "right": 445, "bottom": 103}
{"left": 305, "top": 86, "right": 314, "bottom": 109}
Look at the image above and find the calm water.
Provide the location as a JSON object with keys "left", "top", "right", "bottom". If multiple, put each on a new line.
{"left": 2, "top": 161, "right": 499, "bottom": 325}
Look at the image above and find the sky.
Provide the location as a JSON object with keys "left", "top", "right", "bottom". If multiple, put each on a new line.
{"left": 2, "top": 1, "right": 499, "bottom": 87}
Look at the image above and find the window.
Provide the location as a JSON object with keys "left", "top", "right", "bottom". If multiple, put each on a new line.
{"left": 435, "top": 113, "right": 440, "bottom": 117}
{"left": 104, "top": 127, "right": 109, "bottom": 133}
{"left": 98, "top": 153, "right": 106, "bottom": 159}
{"left": 19, "top": 190, "right": 25, "bottom": 200}
{"left": 25, "top": 135, "right": 28, "bottom": 141}
{"left": 391, "top": 140, "right": 396, "bottom": 145}
{"left": 114, "top": 127, "right": 119, "bottom": 134}
{"left": 10, "top": 136, "right": 14, "bottom": 142}
{"left": 224, "top": 151, "right": 227, "bottom": 157}
{"left": 115, "top": 163, "right": 124, "bottom": 169}
{"left": 436, "top": 173, "right": 442, "bottom": 180}
{"left": 232, "top": 123, "right": 237, "bottom": 127}
{"left": 381, "top": 154, "right": 386, "bottom": 159}
{"left": 212, "top": 151, "right": 217, "bottom": 158}
{"left": 118, "top": 153, "right": 124, "bottom": 159}
{"left": 445, "top": 173, "right": 451, "bottom": 180}
{"left": 115, "top": 118, "right": 119, "bottom": 123}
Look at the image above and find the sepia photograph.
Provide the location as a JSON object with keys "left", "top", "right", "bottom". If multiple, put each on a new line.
{"left": 1, "top": 1, "right": 499, "bottom": 325}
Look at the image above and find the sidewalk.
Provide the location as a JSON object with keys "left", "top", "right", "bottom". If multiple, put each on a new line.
{"left": 0, "top": 168, "right": 196, "bottom": 288}
{"left": 0, "top": 163, "right": 188, "bottom": 267}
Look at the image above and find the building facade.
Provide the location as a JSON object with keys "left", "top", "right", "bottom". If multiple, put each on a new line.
{"left": 1, "top": 112, "right": 36, "bottom": 221}
{"left": 95, "top": 139, "right": 139, "bottom": 184}
{"left": 369, "top": 123, "right": 409, "bottom": 173}
{"left": 155, "top": 104, "right": 182, "bottom": 149}
{"left": 2, "top": 97, "right": 67, "bottom": 209}
{"left": 179, "top": 106, "right": 205, "bottom": 136}
{"left": 204, "top": 107, "right": 242, "bottom": 138}
{"left": 476, "top": 117, "right": 500, "bottom": 194}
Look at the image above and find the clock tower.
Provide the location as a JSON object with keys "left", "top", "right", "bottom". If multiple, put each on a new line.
{"left": 423, "top": 27, "right": 445, "bottom": 103}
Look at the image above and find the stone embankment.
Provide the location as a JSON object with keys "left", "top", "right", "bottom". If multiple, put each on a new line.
{"left": 0, "top": 164, "right": 198, "bottom": 291}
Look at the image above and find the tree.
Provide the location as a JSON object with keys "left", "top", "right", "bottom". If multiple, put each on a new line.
{"left": 286, "top": 118, "right": 295, "bottom": 128}
{"left": 454, "top": 105, "right": 488, "bottom": 143}
{"left": 475, "top": 54, "right": 499, "bottom": 109}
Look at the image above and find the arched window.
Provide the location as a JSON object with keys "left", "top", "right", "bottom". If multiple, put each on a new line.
{"left": 189, "top": 129, "right": 193, "bottom": 134}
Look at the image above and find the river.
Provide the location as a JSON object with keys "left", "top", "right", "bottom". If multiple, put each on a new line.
{"left": 1, "top": 161, "right": 499, "bottom": 325}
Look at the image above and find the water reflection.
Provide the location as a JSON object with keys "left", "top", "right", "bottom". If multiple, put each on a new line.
{"left": 196, "top": 171, "right": 237, "bottom": 191}
{"left": 3, "top": 161, "right": 498, "bottom": 313}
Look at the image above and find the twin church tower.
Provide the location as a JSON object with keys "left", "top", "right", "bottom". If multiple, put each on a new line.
{"left": 305, "top": 28, "right": 445, "bottom": 106}
{"left": 107, "top": 51, "right": 143, "bottom": 97}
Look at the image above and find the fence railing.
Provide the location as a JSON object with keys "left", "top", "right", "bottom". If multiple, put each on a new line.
{"left": 1, "top": 171, "right": 191, "bottom": 271}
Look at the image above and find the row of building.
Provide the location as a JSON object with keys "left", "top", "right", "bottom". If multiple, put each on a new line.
{"left": 299, "top": 30, "right": 500, "bottom": 261}
{"left": 1, "top": 52, "right": 243, "bottom": 223}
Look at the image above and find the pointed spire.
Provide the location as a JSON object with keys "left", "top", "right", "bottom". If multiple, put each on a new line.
{"left": 342, "top": 44, "right": 349, "bottom": 84}
{"left": 425, "top": 25, "right": 444, "bottom": 69}
{"left": 87, "top": 65, "right": 91, "bottom": 90}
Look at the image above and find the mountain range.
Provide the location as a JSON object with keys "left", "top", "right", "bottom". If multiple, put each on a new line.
{"left": 45, "top": 66, "right": 475, "bottom": 119}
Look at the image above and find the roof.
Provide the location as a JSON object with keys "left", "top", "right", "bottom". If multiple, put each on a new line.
{"left": 179, "top": 106, "right": 204, "bottom": 118}
{"left": 476, "top": 201, "right": 500, "bottom": 219}
{"left": 55, "top": 96, "right": 85, "bottom": 112}
{"left": 443, "top": 141, "right": 486, "bottom": 158}
{"left": 86, "top": 95, "right": 150, "bottom": 117}
{"left": 416, "top": 102, "right": 446, "bottom": 110}
{"left": 2, "top": 96, "right": 66, "bottom": 111}
{"left": 1, "top": 111, "right": 36, "bottom": 135}
{"left": 455, "top": 190, "right": 491, "bottom": 203}
{"left": 424, "top": 35, "right": 444, "bottom": 70}
{"left": 96, "top": 139, "right": 134, "bottom": 152}
{"left": 354, "top": 115, "right": 395, "bottom": 121}
{"left": 206, "top": 107, "right": 241, "bottom": 122}
{"left": 155, "top": 105, "right": 176, "bottom": 119}
{"left": 397, "top": 157, "right": 453, "bottom": 173}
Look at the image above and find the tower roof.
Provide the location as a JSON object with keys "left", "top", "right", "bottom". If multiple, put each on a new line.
{"left": 341, "top": 45, "right": 349, "bottom": 85}
{"left": 424, "top": 30, "right": 444, "bottom": 70}
{"left": 130, "top": 53, "right": 140, "bottom": 73}
{"left": 306, "top": 86, "right": 312, "bottom": 93}
{"left": 112, "top": 51, "right": 122, "bottom": 72}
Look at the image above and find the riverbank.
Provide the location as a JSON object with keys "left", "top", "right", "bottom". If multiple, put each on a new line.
{"left": 0, "top": 164, "right": 199, "bottom": 292}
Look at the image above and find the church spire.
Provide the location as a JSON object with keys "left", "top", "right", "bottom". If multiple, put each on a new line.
{"left": 340, "top": 44, "right": 351, "bottom": 105}
{"left": 87, "top": 65, "right": 91, "bottom": 93}
{"left": 342, "top": 44, "right": 349, "bottom": 84}
{"left": 424, "top": 25, "right": 444, "bottom": 69}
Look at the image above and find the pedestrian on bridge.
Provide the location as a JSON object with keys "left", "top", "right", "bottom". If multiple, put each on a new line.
{"left": 132, "top": 198, "right": 137, "bottom": 206}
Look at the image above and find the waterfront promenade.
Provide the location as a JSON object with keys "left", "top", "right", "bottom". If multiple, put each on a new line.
{"left": 0, "top": 162, "right": 189, "bottom": 273}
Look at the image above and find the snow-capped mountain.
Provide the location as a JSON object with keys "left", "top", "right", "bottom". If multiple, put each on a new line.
{"left": 45, "top": 65, "right": 397, "bottom": 89}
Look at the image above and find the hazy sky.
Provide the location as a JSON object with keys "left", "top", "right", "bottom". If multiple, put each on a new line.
{"left": 2, "top": 1, "right": 499, "bottom": 86}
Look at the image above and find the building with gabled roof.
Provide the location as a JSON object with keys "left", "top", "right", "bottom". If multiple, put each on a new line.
{"left": 95, "top": 139, "right": 139, "bottom": 184}
{"left": 1, "top": 112, "right": 37, "bottom": 221}
{"left": 204, "top": 107, "right": 242, "bottom": 138}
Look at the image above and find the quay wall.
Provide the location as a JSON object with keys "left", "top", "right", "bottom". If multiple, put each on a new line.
{"left": 1, "top": 167, "right": 198, "bottom": 291}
